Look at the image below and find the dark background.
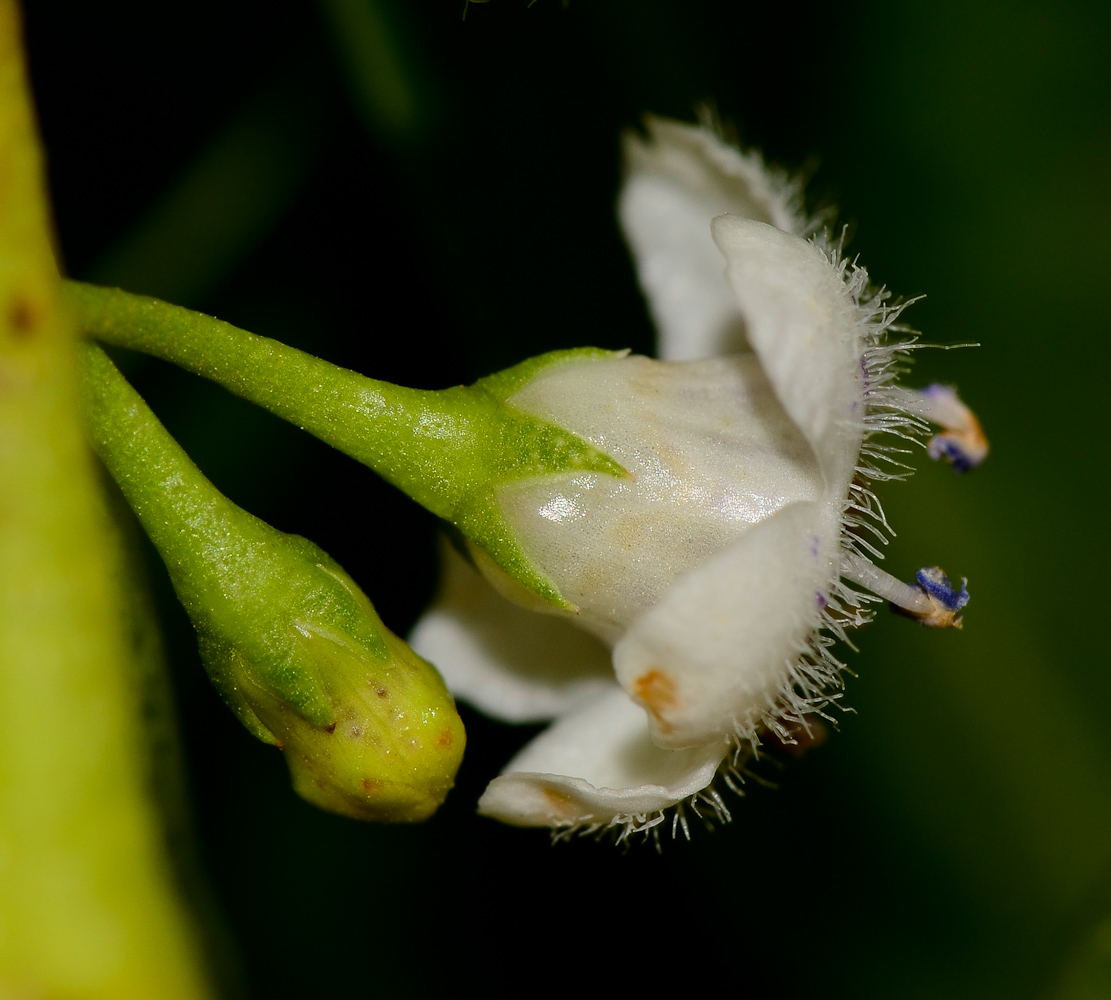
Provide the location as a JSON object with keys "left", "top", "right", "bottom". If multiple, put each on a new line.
{"left": 22, "top": 0, "right": 1111, "bottom": 995}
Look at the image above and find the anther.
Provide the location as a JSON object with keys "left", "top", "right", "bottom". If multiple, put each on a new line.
{"left": 841, "top": 552, "right": 968, "bottom": 629}
{"left": 890, "top": 383, "right": 988, "bottom": 473}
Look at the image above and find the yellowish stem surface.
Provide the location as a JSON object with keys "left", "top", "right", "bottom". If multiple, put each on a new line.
{"left": 0, "top": 2, "right": 212, "bottom": 996}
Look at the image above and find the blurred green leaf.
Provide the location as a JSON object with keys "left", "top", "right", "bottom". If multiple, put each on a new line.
{"left": 87, "top": 85, "right": 321, "bottom": 307}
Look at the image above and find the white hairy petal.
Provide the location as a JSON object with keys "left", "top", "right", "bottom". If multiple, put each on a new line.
{"left": 712, "top": 217, "right": 864, "bottom": 491}
{"left": 478, "top": 685, "right": 725, "bottom": 828}
{"left": 619, "top": 116, "right": 803, "bottom": 361}
{"left": 409, "top": 543, "right": 613, "bottom": 724}
{"left": 411, "top": 117, "right": 984, "bottom": 835}
{"left": 613, "top": 500, "right": 839, "bottom": 749}
{"left": 499, "top": 353, "right": 823, "bottom": 643}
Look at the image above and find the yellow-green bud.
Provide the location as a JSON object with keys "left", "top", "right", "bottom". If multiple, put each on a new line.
{"left": 80, "top": 342, "right": 464, "bottom": 821}
{"left": 198, "top": 539, "right": 464, "bottom": 822}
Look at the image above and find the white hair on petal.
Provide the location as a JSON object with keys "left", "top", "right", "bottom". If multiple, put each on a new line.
{"left": 546, "top": 126, "right": 968, "bottom": 849}
{"left": 546, "top": 256, "right": 941, "bottom": 849}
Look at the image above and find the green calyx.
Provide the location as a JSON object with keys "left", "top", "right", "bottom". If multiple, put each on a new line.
{"left": 81, "top": 343, "right": 464, "bottom": 822}
{"left": 68, "top": 282, "right": 628, "bottom": 609}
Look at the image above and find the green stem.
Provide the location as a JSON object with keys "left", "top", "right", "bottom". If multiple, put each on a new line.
{"left": 67, "top": 280, "right": 625, "bottom": 608}
{"left": 70, "top": 281, "right": 464, "bottom": 519}
{"left": 80, "top": 341, "right": 279, "bottom": 631}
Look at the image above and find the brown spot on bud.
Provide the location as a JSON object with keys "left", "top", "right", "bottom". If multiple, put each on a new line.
{"left": 634, "top": 669, "right": 678, "bottom": 732}
{"left": 324, "top": 722, "right": 336, "bottom": 734}
{"left": 360, "top": 778, "right": 381, "bottom": 795}
{"left": 376, "top": 687, "right": 388, "bottom": 698}
{"left": 436, "top": 727, "right": 454, "bottom": 749}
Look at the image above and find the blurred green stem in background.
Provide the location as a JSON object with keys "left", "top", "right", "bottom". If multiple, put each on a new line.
{"left": 85, "top": 74, "right": 322, "bottom": 308}
{"left": 68, "top": 281, "right": 627, "bottom": 609}
{"left": 1050, "top": 914, "right": 1111, "bottom": 1000}
{"left": 317, "top": 0, "right": 437, "bottom": 149}
{"left": 83, "top": 0, "right": 437, "bottom": 314}
{"left": 80, "top": 342, "right": 466, "bottom": 822}
{"left": 0, "top": 2, "right": 212, "bottom": 995}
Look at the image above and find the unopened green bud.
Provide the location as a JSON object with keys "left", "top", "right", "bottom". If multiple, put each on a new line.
{"left": 69, "top": 282, "right": 628, "bottom": 609}
{"left": 80, "top": 343, "right": 464, "bottom": 822}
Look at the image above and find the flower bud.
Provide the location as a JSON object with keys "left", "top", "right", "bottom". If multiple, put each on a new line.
{"left": 81, "top": 343, "right": 464, "bottom": 822}
{"left": 195, "top": 537, "right": 464, "bottom": 822}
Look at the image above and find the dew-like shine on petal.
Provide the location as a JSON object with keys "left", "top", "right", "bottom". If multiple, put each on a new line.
{"left": 498, "top": 353, "right": 824, "bottom": 643}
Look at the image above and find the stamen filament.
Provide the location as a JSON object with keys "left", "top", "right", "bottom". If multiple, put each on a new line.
{"left": 841, "top": 552, "right": 931, "bottom": 615}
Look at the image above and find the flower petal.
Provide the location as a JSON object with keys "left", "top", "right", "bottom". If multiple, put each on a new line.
{"left": 613, "top": 500, "right": 840, "bottom": 749}
{"left": 711, "top": 217, "right": 864, "bottom": 490}
{"left": 409, "top": 542, "right": 613, "bottom": 724}
{"left": 502, "top": 353, "right": 824, "bottom": 642}
{"left": 477, "top": 686, "right": 725, "bottom": 828}
{"left": 619, "top": 116, "right": 803, "bottom": 362}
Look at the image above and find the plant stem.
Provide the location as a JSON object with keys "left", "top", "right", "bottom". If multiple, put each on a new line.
{"left": 79, "top": 341, "right": 270, "bottom": 626}
{"left": 0, "top": 2, "right": 212, "bottom": 995}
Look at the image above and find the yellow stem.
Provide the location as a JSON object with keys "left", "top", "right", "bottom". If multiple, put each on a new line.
{"left": 0, "top": 2, "right": 212, "bottom": 996}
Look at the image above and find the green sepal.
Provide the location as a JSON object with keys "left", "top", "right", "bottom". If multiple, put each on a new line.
{"left": 444, "top": 348, "right": 629, "bottom": 607}
{"left": 472, "top": 346, "right": 625, "bottom": 400}
{"left": 68, "top": 283, "right": 630, "bottom": 609}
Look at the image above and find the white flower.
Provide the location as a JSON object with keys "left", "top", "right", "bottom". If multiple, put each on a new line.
{"left": 411, "top": 115, "right": 985, "bottom": 839}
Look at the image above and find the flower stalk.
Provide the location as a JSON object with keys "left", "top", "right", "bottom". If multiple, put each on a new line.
{"left": 68, "top": 281, "right": 626, "bottom": 608}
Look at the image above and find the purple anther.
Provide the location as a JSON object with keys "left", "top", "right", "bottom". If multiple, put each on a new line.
{"left": 915, "top": 566, "right": 969, "bottom": 611}
{"left": 906, "top": 384, "right": 988, "bottom": 473}
{"left": 927, "top": 434, "right": 977, "bottom": 474}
